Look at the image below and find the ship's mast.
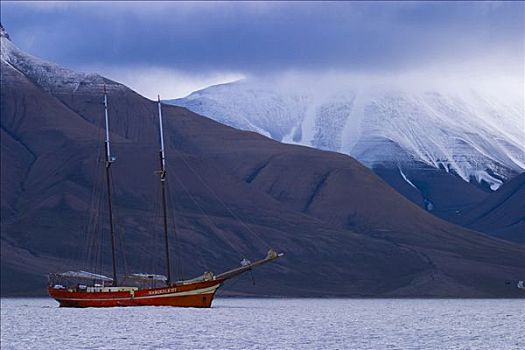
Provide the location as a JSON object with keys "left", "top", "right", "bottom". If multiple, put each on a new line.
{"left": 157, "top": 95, "right": 172, "bottom": 286}
{"left": 103, "top": 85, "right": 118, "bottom": 286}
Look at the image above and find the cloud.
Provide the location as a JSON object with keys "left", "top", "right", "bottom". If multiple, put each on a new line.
{"left": 242, "top": 67, "right": 524, "bottom": 106}
{"left": 87, "top": 65, "right": 244, "bottom": 99}
{"left": 1, "top": 1, "right": 523, "bottom": 99}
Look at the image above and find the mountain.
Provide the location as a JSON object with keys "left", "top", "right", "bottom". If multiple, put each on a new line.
{"left": 450, "top": 173, "right": 525, "bottom": 243}
{"left": 169, "top": 78, "right": 524, "bottom": 223}
{"left": 1, "top": 25, "right": 524, "bottom": 297}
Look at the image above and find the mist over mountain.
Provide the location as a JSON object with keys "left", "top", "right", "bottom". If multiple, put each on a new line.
{"left": 1, "top": 25, "right": 524, "bottom": 297}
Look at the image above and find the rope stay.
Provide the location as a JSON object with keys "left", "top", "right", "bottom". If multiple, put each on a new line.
{"left": 80, "top": 94, "right": 278, "bottom": 286}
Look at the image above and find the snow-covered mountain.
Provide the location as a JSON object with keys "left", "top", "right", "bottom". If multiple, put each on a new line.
{"left": 1, "top": 24, "right": 122, "bottom": 94}
{"left": 169, "top": 77, "right": 524, "bottom": 191}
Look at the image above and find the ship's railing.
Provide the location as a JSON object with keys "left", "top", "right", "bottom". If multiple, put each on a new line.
{"left": 48, "top": 272, "right": 171, "bottom": 290}
{"left": 48, "top": 272, "right": 112, "bottom": 290}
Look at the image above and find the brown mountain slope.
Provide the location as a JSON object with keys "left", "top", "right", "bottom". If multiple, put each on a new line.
{"left": 1, "top": 31, "right": 524, "bottom": 297}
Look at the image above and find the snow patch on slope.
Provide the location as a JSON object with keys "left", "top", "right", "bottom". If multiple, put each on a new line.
{"left": 399, "top": 168, "right": 418, "bottom": 190}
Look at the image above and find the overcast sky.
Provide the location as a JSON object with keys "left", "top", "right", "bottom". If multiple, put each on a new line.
{"left": 1, "top": 1, "right": 523, "bottom": 99}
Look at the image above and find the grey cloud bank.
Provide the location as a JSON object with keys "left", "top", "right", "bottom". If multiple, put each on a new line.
{"left": 1, "top": 1, "right": 523, "bottom": 98}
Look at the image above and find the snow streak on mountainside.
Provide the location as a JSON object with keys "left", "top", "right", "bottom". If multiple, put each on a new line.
{"left": 170, "top": 78, "right": 525, "bottom": 190}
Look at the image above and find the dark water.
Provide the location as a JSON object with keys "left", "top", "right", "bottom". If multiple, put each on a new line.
{"left": 1, "top": 298, "right": 523, "bottom": 349}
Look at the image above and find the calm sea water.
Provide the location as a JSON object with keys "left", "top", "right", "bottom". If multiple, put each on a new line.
{"left": 1, "top": 298, "right": 523, "bottom": 349}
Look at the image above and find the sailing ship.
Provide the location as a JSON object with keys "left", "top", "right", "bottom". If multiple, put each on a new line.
{"left": 47, "top": 88, "right": 282, "bottom": 308}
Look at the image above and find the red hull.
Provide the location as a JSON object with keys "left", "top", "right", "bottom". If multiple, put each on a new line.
{"left": 48, "top": 279, "right": 223, "bottom": 308}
